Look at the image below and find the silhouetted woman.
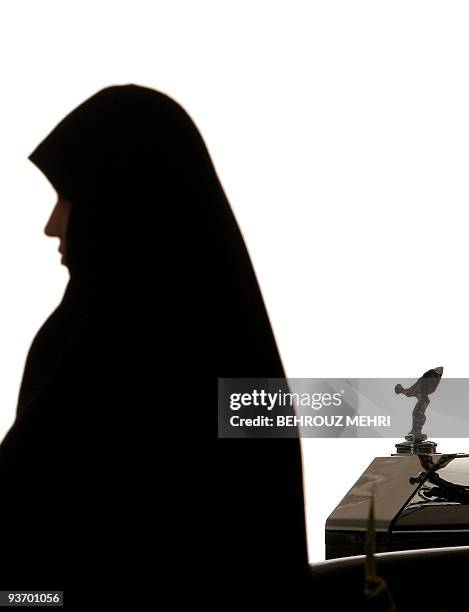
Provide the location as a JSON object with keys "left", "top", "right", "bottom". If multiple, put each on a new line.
{"left": 0, "top": 85, "right": 309, "bottom": 604}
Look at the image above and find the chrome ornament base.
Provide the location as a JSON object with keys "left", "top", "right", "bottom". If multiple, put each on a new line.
{"left": 394, "top": 434, "right": 437, "bottom": 455}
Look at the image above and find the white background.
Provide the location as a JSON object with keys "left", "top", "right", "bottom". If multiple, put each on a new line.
{"left": 0, "top": 1, "right": 467, "bottom": 562}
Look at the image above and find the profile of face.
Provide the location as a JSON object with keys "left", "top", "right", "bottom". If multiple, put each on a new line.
{"left": 44, "top": 196, "right": 72, "bottom": 266}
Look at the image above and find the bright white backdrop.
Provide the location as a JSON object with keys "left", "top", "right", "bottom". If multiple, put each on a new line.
{"left": 0, "top": 1, "right": 467, "bottom": 562}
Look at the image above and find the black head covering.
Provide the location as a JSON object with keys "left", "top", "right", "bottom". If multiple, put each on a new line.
{"left": 0, "top": 85, "right": 309, "bottom": 603}
{"left": 29, "top": 86, "right": 210, "bottom": 286}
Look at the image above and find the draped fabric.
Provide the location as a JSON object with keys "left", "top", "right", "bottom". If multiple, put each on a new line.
{"left": 0, "top": 85, "right": 310, "bottom": 604}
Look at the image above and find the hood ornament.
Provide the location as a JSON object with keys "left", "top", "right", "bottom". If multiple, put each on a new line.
{"left": 394, "top": 366, "right": 443, "bottom": 454}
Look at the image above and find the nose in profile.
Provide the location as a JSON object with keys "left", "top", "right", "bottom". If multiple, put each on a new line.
{"left": 44, "top": 197, "right": 71, "bottom": 240}
{"left": 44, "top": 201, "right": 62, "bottom": 237}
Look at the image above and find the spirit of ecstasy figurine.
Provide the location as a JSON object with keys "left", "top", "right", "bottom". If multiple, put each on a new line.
{"left": 394, "top": 366, "right": 443, "bottom": 454}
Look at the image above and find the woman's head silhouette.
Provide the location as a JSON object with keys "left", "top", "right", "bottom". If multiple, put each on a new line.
{"left": 30, "top": 84, "right": 220, "bottom": 290}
